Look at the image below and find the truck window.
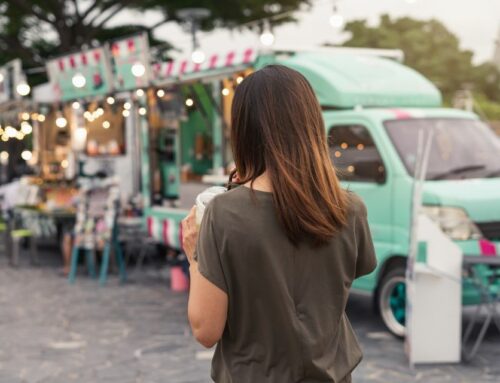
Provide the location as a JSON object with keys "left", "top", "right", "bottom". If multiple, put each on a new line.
{"left": 328, "top": 125, "right": 386, "bottom": 183}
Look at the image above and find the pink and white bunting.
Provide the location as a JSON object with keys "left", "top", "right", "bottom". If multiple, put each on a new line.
{"left": 152, "top": 48, "right": 257, "bottom": 84}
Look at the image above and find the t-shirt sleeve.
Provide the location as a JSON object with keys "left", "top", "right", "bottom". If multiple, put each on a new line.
{"left": 193, "top": 202, "right": 228, "bottom": 294}
{"left": 354, "top": 199, "right": 377, "bottom": 279}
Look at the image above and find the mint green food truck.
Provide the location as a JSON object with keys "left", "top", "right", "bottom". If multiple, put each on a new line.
{"left": 145, "top": 47, "right": 500, "bottom": 337}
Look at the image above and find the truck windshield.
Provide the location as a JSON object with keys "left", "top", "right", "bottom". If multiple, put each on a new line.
{"left": 385, "top": 118, "right": 500, "bottom": 180}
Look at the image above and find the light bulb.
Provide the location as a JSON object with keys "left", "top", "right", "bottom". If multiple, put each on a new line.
{"left": 56, "top": 116, "right": 68, "bottom": 128}
{"left": 37, "top": 114, "right": 46, "bottom": 122}
{"left": 260, "top": 31, "right": 275, "bottom": 46}
{"left": 16, "top": 82, "right": 30, "bottom": 96}
{"left": 102, "top": 120, "right": 111, "bottom": 129}
{"left": 185, "top": 98, "right": 194, "bottom": 107}
{"left": 6, "top": 126, "right": 17, "bottom": 138}
{"left": 72, "top": 101, "right": 81, "bottom": 110}
{"left": 221, "top": 88, "right": 230, "bottom": 96}
{"left": 329, "top": 8, "right": 345, "bottom": 29}
{"left": 21, "top": 122, "right": 32, "bottom": 135}
{"left": 157, "top": 89, "right": 165, "bottom": 98}
{"left": 21, "top": 150, "right": 32, "bottom": 161}
{"left": 191, "top": 49, "right": 206, "bottom": 64}
{"left": 72, "top": 73, "right": 86, "bottom": 88}
{"left": 136, "top": 89, "right": 145, "bottom": 97}
{"left": 106, "top": 96, "right": 115, "bottom": 105}
{"left": 139, "top": 107, "right": 147, "bottom": 116}
{"left": 21, "top": 112, "right": 30, "bottom": 121}
{"left": 236, "top": 76, "right": 244, "bottom": 84}
{"left": 61, "top": 159, "right": 69, "bottom": 169}
{"left": 122, "top": 109, "right": 130, "bottom": 117}
{"left": 0, "top": 73, "right": 4, "bottom": 83}
{"left": 124, "top": 102, "right": 131, "bottom": 110}
{"left": 260, "top": 21, "right": 275, "bottom": 46}
{"left": 131, "top": 62, "right": 146, "bottom": 77}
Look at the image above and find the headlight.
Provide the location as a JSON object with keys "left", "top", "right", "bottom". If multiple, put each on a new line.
{"left": 422, "top": 206, "right": 482, "bottom": 241}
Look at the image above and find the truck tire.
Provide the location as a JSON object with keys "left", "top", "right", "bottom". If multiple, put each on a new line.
{"left": 377, "top": 266, "right": 406, "bottom": 338}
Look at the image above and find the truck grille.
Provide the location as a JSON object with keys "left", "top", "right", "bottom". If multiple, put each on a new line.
{"left": 476, "top": 221, "right": 500, "bottom": 241}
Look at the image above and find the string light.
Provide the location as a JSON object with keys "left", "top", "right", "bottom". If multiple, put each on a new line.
{"left": 5, "top": 126, "right": 17, "bottom": 138}
{"left": 106, "top": 96, "right": 115, "bottom": 105}
{"left": 21, "top": 150, "right": 32, "bottom": 161}
{"left": 37, "top": 114, "right": 46, "bottom": 122}
{"left": 21, "top": 122, "right": 32, "bottom": 135}
{"left": 123, "top": 102, "right": 132, "bottom": 110}
{"left": 21, "top": 112, "right": 30, "bottom": 121}
{"left": 136, "top": 89, "right": 145, "bottom": 97}
{"left": 16, "top": 132, "right": 25, "bottom": 140}
{"left": 329, "top": 4, "right": 344, "bottom": 29}
{"left": 260, "top": 20, "right": 275, "bottom": 46}
{"left": 340, "top": 142, "right": 348, "bottom": 149}
{"left": 157, "top": 89, "right": 165, "bottom": 98}
{"left": 1, "top": 135, "right": 8, "bottom": 142}
{"left": 72, "top": 73, "right": 86, "bottom": 88}
{"left": 72, "top": 101, "right": 81, "bottom": 110}
{"left": 191, "top": 49, "right": 206, "bottom": 64}
{"left": 102, "top": 120, "right": 111, "bottom": 129}
{"left": 131, "top": 62, "right": 146, "bottom": 77}
{"left": 221, "top": 88, "right": 230, "bottom": 96}
{"left": 16, "top": 82, "right": 30, "bottom": 96}
{"left": 139, "top": 107, "right": 147, "bottom": 116}
{"left": 56, "top": 114, "right": 68, "bottom": 128}
{"left": 122, "top": 109, "right": 130, "bottom": 117}
{"left": 185, "top": 98, "right": 194, "bottom": 107}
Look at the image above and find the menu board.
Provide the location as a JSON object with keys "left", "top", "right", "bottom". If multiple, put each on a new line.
{"left": 109, "top": 32, "right": 151, "bottom": 92}
{"left": 46, "top": 47, "right": 113, "bottom": 101}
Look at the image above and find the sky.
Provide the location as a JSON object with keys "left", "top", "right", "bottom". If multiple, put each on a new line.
{"left": 116, "top": 0, "right": 500, "bottom": 65}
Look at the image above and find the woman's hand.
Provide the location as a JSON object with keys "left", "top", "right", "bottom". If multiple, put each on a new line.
{"left": 182, "top": 206, "right": 198, "bottom": 263}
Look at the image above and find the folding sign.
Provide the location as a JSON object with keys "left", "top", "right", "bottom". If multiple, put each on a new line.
{"left": 46, "top": 47, "right": 113, "bottom": 101}
{"left": 109, "top": 32, "right": 151, "bottom": 92}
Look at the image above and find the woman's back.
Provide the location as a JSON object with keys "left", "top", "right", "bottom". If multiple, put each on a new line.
{"left": 195, "top": 186, "right": 376, "bottom": 383}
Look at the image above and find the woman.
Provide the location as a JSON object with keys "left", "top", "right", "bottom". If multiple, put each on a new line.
{"left": 182, "top": 65, "right": 376, "bottom": 383}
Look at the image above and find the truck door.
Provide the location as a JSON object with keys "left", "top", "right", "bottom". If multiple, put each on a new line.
{"left": 327, "top": 122, "right": 393, "bottom": 291}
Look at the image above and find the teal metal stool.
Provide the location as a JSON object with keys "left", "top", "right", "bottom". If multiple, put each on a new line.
{"left": 68, "top": 246, "right": 97, "bottom": 283}
{"left": 98, "top": 222, "right": 127, "bottom": 285}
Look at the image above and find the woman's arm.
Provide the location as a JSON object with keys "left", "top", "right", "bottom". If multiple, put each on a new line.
{"left": 182, "top": 207, "right": 228, "bottom": 348}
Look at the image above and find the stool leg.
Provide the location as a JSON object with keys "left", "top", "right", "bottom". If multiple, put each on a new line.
{"left": 11, "top": 237, "right": 20, "bottom": 267}
{"left": 68, "top": 247, "right": 80, "bottom": 284}
{"left": 99, "top": 242, "right": 111, "bottom": 286}
{"left": 30, "top": 237, "right": 39, "bottom": 266}
{"left": 85, "top": 249, "right": 97, "bottom": 279}
{"left": 114, "top": 240, "right": 126, "bottom": 283}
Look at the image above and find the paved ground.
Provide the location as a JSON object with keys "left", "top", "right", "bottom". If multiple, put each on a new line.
{"left": 0, "top": 248, "right": 499, "bottom": 383}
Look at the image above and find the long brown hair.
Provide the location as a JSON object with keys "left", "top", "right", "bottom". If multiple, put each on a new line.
{"left": 231, "top": 65, "right": 349, "bottom": 246}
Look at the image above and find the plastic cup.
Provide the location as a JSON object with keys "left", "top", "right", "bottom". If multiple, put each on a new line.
{"left": 195, "top": 186, "right": 227, "bottom": 226}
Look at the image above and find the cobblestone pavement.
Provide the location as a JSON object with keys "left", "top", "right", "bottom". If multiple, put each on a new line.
{"left": 0, "top": 250, "right": 499, "bottom": 383}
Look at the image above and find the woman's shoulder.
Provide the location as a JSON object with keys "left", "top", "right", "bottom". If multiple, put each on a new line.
{"left": 345, "top": 191, "right": 368, "bottom": 218}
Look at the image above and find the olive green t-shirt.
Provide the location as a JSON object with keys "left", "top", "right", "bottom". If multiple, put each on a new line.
{"left": 194, "top": 186, "right": 376, "bottom": 383}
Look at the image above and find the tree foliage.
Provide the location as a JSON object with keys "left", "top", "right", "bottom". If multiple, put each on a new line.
{"left": 340, "top": 14, "right": 500, "bottom": 108}
{"left": 0, "top": 0, "right": 309, "bottom": 68}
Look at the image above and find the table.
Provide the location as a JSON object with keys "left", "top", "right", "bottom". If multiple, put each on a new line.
{"left": 461, "top": 255, "right": 500, "bottom": 361}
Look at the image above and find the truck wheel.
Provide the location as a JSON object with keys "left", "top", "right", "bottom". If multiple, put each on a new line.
{"left": 377, "top": 267, "right": 406, "bottom": 338}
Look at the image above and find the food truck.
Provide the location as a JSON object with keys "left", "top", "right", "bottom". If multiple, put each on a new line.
{"left": 143, "top": 46, "right": 500, "bottom": 336}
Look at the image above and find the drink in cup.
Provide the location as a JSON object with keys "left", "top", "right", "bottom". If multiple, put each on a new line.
{"left": 195, "top": 186, "right": 227, "bottom": 226}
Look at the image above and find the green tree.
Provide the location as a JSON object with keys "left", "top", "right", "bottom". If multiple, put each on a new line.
{"left": 0, "top": 0, "right": 309, "bottom": 67}
{"left": 339, "top": 14, "right": 478, "bottom": 101}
